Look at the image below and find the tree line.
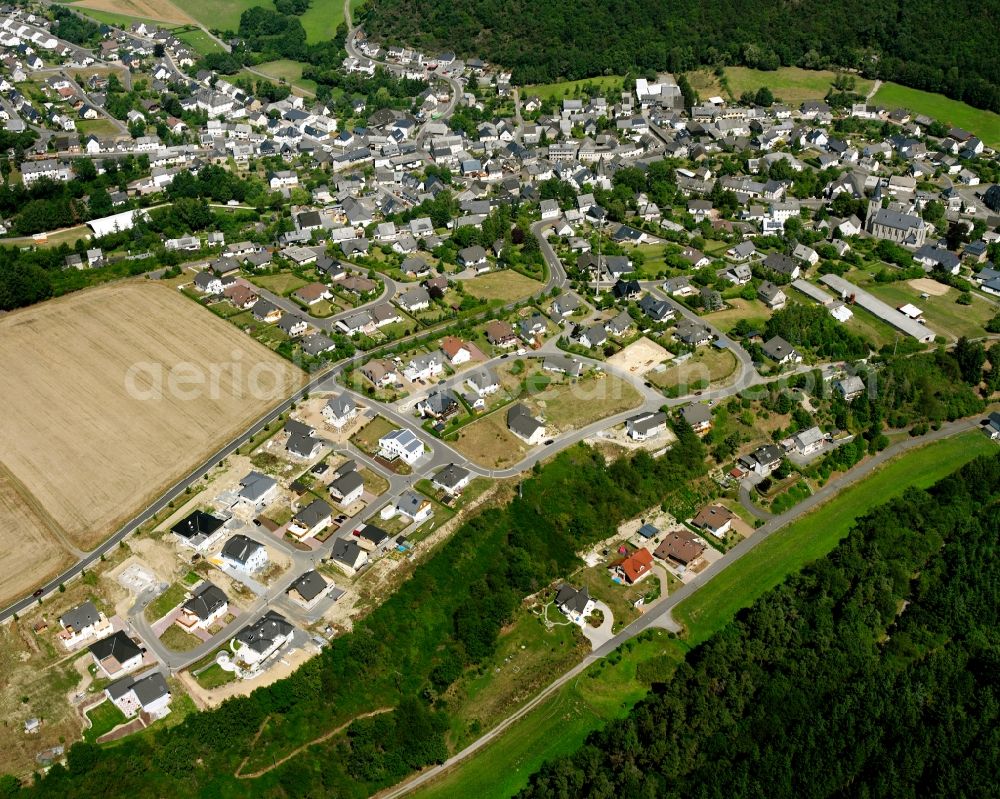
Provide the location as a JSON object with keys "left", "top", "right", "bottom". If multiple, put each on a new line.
{"left": 517, "top": 451, "right": 1000, "bottom": 798}
{"left": 361, "top": 0, "right": 1000, "bottom": 113}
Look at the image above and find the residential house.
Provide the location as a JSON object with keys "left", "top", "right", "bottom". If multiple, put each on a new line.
{"left": 609, "top": 548, "right": 654, "bottom": 584}
{"left": 432, "top": 463, "right": 472, "bottom": 496}
{"left": 417, "top": 388, "right": 460, "bottom": 420}
{"left": 220, "top": 534, "right": 268, "bottom": 573}
{"left": 322, "top": 395, "right": 358, "bottom": 429}
{"left": 286, "top": 570, "right": 331, "bottom": 609}
{"left": 235, "top": 471, "right": 278, "bottom": 512}
{"left": 691, "top": 504, "right": 736, "bottom": 538}
{"left": 58, "top": 601, "right": 112, "bottom": 649}
{"left": 740, "top": 444, "right": 784, "bottom": 476}
{"left": 233, "top": 611, "right": 294, "bottom": 669}
{"left": 378, "top": 428, "right": 424, "bottom": 465}
{"left": 554, "top": 584, "right": 596, "bottom": 624}
{"left": 485, "top": 320, "right": 517, "bottom": 348}
{"left": 440, "top": 336, "right": 472, "bottom": 364}
{"left": 757, "top": 280, "right": 787, "bottom": 309}
{"left": 330, "top": 537, "right": 368, "bottom": 576}
{"left": 171, "top": 510, "right": 225, "bottom": 551}
{"left": 680, "top": 403, "right": 712, "bottom": 434}
{"left": 329, "top": 469, "right": 365, "bottom": 506}
{"left": 653, "top": 529, "right": 706, "bottom": 567}
{"left": 106, "top": 671, "right": 172, "bottom": 719}
{"left": 355, "top": 523, "right": 392, "bottom": 552}
{"left": 507, "top": 403, "right": 546, "bottom": 444}
{"left": 466, "top": 368, "right": 500, "bottom": 397}
{"left": 360, "top": 358, "right": 399, "bottom": 388}
{"left": 762, "top": 252, "right": 801, "bottom": 280}
{"left": 289, "top": 498, "right": 332, "bottom": 541}
{"left": 394, "top": 491, "right": 432, "bottom": 523}
{"left": 626, "top": 411, "right": 668, "bottom": 441}
{"left": 176, "top": 583, "right": 228, "bottom": 631}
{"left": 762, "top": 335, "right": 802, "bottom": 364}
{"left": 835, "top": 375, "right": 866, "bottom": 401}
{"left": 89, "top": 631, "right": 143, "bottom": 678}
{"left": 788, "top": 426, "right": 827, "bottom": 457}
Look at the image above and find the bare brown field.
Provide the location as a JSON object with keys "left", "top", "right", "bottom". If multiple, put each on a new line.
{"left": 0, "top": 282, "right": 304, "bottom": 564}
{"left": 452, "top": 412, "right": 528, "bottom": 468}
{"left": 71, "top": 0, "right": 194, "bottom": 24}
{"left": 0, "top": 466, "right": 75, "bottom": 607}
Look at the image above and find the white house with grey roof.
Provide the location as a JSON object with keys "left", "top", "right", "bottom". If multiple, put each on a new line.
{"left": 106, "top": 671, "right": 172, "bottom": 719}
{"left": 286, "top": 570, "right": 332, "bottom": 609}
{"left": 233, "top": 611, "right": 294, "bottom": 671}
{"left": 378, "top": 428, "right": 425, "bottom": 465}
{"left": 177, "top": 583, "right": 228, "bottom": 631}
{"left": 235, "top": 471, "right": 278, "bottom": 511}
{"left": 220, "top": 534, "right": 268, "bottom": 573}
{"left": 626, "top": 411, "right": 668, "bottom": 441}
{"left": 322, "top": 394, "right": 358, "bottom": 428}
{"left": 432, "top": 463, "right": 472, "bottom": 496}
{"left": 507, "top": 403, "right": 546, "bottom": 444}
{"left": 289, "top": 498, "right": 332, "bottom": 541}
{"left": 330, "top": 537, "right": 368, "bottom": 576}
{"left": 58, "top": 601, "right": 112, "bottom": 649}
{"left": 329, "top": 469, "right": 365, "bottom": 506}
{"left": 555, "top": 584, "right": 596, "bottom": 625}
{"left": 89, "top": 631, "right": 144, "bottom": 678}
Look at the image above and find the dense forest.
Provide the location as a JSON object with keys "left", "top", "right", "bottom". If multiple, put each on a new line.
{"left": 518, "top": 451, "right": 1000, "bottom": 798}
{"left": 361, "top": 0, "right": 1000, "bottom": 112}
{"left": 8, "top": 429, "right": 708, "bottom": 797}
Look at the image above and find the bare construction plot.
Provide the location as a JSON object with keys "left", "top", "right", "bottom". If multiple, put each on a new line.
{"left": 0, "top": 282, "right": 304, "bottom": 591}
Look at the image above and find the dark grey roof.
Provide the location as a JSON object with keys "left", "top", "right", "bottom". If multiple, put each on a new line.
{"left": 331, "top": 537, "right": 365, "bottom": 566}
{"left": 131, "top": 671, "right": 170, "bottom": 706}
{"left": 507, "top": 403, "right": 543, "bottom": 438}
{"left": 182, "top": 582, "right": 227, "bottom": 621}
{"left": 762, "top": 335, "right": 798, "bottom": 361}
{"left": 287, "top": 570, "right": 328, "bottom": 602}
{"left": 239, "top": 471, "right": 276, "bottom": 502}
{"left": 330, "top": 469, "right": 364, "bottom": 498}
{"left": 284, "top": 419, "right": 314, "bottom": 438}
{"left": 294, "top": 498, "right": 332, "bottom": 528}
{"left": 235, "top": 611, "right": 293, "bottom": 655}
{"left": 680, "top": 404, "right": 712, "bottom": 425}
{"left": 628, "top": 411, "right": 667, "bottom": 435}
{"left": 357, "top": 523, "right": 390, "bottom": 546}
{"left": 59, "top": 600, "right": 101, "bottom": 632}
{"left": 433, "top": 463, "right": 471, "bottom": 490}
{"left": 221, "top": 534, "right": 264, "bottom": 566}
{"left": 170, "top": 510, "right": 223, "bottom": 541}
{"left": 89, "top": 631, "right": 141, "bottom": 664}
{"left": 555, "top": 583, "right": 591, "bottom": 614}
{"left": 286, "top": 433, "right": 320, "bottom": 458}
{"left": 763, "top": 252, "right": 798, "bottom": 275}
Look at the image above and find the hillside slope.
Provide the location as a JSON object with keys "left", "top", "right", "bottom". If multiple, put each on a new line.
{"left": 360, "top": 0, "right": 1000, "bottom": 112}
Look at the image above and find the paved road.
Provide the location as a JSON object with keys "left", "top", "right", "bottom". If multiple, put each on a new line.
{"left": 378, "top": 412, "right": 989, "bottom": 799}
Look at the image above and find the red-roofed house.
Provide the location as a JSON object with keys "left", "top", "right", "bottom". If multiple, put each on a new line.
{"left": 609, "top": 548, "right": 654, "bottom": 584}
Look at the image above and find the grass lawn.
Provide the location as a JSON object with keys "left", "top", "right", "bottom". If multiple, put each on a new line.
{"left": 300, "top": 0, "right": 364, "bottom": 42}
{"left": 462, "top": 271, "right": 544, "bottom": 303}
{"left": 873, "top": 81, "right": 1000, "bottom": 148}
{"left": 248, "top": 272, "right": 308, "bottom": 296}
{"left": 413, "top": 630, "right": 687, "bottom": 799}
{"left": 527, "top": 374, "right": 642, "bottom": 433}
{"left": 674, "top": 430, "right": 998, "bottom": 645}
{"left": 144, "top": 582, "right": 187, "bottom": 622}
{"left": 176, "top": 28, "right": 226, "bottom": 55}
{"left": 843, "top": 304, "right": 909, "bottom": 350}
{"left": 194, "top": 663, "right": 236, "bottom": 690}
{"left": 84, "top": 700, "right": 128, "bottom": 743}
{"left": 452, "top": 412, "right": 528, "bottom": 469}
{"left": 169, "top": 0, "right": 272, "bottom": 30}
{"left": 704, "top": 298, "right": 772, "bottom": 334}
{"left": 866, "top": 281, "right": 994, "bottom": 341}
{"left": 159, "top": 624, "right": 202, "bottom": 652}
{"left": 245, "top": 60, "right": 318, "bottom": 94}
{"left": 446, "top": 611, "right": 584, "bottom": 752}
{"left": 724, "top": 66, "right": 873, "bottom": 106}
{"left": 522, "top": 75, "right": 627, "bottom": 101}
{"left": 350, "top": 415, "right": 399, "bottom": 454}
{"left": 0, "top": 224, "right": 92, "bottom": 249}
{"left": 76, "top": 117, "right": 124, "bottom": 137}
{"left": 648, "top": 347, "right": 737, "bottom": 393}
